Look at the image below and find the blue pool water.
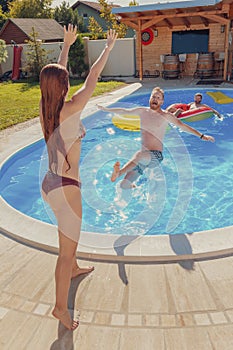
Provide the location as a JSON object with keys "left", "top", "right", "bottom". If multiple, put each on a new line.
{"left": 1, "top": 88, "right": 233, "bottom": 236}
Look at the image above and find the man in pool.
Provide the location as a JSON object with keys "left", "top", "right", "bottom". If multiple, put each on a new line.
{"left": 167, "top": 92, "right": 222, "bottom": 118}
{"left": 98, "top": 87, "right": 215, "bottom": 189}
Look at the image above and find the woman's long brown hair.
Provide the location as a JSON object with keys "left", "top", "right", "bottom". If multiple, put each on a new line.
{"left": 40, "top": 64, "right": 70, "bottom": 173}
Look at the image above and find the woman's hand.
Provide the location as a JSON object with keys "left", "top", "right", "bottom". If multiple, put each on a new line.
{"left": 105, "top": 29, "right": 118, "bottom": 51}
{"left": 63, "top": 24, "right": 77, "bottom": 47}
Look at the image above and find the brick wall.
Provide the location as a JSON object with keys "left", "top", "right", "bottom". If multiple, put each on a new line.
{"left": 136, "top": 24, "right": 226, "bottom": 77}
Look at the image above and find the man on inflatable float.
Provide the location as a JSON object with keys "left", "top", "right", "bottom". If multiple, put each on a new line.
{"left": 166, "top": 92, "right": 222, "bottom": 120}
{"left": 98, "top": 87, "right": 215, "bottom": 189}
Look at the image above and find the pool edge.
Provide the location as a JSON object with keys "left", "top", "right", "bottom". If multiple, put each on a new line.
{"left": 1, "top": 196, "right": 233, "bottom": 263}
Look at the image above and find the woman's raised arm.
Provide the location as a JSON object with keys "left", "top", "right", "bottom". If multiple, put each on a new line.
{"left": 58, "top": 24, "right": 77, "bottom": 68}
{"left": 68, "top": 30, "right": 118, "bottom": 112}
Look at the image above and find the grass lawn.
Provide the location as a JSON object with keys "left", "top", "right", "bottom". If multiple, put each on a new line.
{"left": 0, "top": 79, "right": 126, "bottom": 130}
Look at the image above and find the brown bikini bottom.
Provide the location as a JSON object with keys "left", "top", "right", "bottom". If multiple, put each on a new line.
{"left": 42, "top": 171, "right": 81, "bottom": 195}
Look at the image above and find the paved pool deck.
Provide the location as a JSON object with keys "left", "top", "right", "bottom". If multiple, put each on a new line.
{"left": 1, "top": 76, "right": 233, "bottom": 349}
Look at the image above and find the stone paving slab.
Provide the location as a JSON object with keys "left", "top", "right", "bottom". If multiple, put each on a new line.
{"left": 0, "top": 234, "right": 233, "bottom": 349}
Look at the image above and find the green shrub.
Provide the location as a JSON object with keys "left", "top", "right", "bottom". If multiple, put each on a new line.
{"left": 68, "top": 36, "right": 88, "bottom": 77}
{"left": 24, "top": 27, "right": 52, "bottom": 80}
{"left": 0, "top": 39, "right": 8, "bottom": 64}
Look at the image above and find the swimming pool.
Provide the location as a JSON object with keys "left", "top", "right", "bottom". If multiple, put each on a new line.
{"left": 1, "top": 88, "right": 233, "bottom": 236}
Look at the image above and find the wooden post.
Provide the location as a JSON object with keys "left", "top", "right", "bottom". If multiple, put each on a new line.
{"left": 138, "top": 20, "right": 143, "bottom": 81}
{"left": 227, "top": 29, "right": 233, "bottom": 81}
{"left": 223, "top": 20, "right": 230, "bottom": 81}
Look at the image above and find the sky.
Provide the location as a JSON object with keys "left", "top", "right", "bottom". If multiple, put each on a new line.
{"left": 51, "top": 0, "right": 188, "bottom": 8}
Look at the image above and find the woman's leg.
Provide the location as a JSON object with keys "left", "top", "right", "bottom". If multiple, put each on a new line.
{"left": 52, "top": 231, "right": 79, "bottom": 330}
{"left": 58, "top": 186, "right": 94, "bottom": 278}
{"left": 45, "top": 186, "right": 83, "bottom": 330}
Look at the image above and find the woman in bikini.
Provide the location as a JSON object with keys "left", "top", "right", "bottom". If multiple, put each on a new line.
{"left": 40, "top": 24, "right": 117, "bottom": 330}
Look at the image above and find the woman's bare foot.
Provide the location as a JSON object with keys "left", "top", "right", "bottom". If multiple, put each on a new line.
{"left": 52, "top": 307, "right": 79, "bottom": 331}
{"left": 111, "top": 161, "right": 120, "bottom": 182}
{"left": 71, "top": 266, "right": 94, "bottom": 279}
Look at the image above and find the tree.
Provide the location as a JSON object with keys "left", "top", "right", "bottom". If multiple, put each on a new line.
{"left": 98, "top": 0, "right": 128, "bottom": 38}
{"left": 9, "top": 0, "right": 52, "bottom": 18}
{"left": 24, "top": 27, "right": 51, "bottom": 80}
{"left": 88, "top": 16, "right": 104, "bottom": 39}
{"left": 72, "top": 8, "right": 84, "bottom": 32}
{"left": 129, "top": 0, "right": 139, "bottom": 5}
{"left": 0, "top": 5, "right": 8, "bottom": 30}
{"left": 0, "top": 39, "right": 8, "bottom": 75}
{"left": 0, "top": 0, "right": 13, "bottom": 12}
{"left": 68, "top": 36, "right": 88, "bottom": 77}
{"left": 0, "top": 38, "right": 7, "bottom": 63}
{"left": 53, "top": 1, "right": 84, "bottom": 32}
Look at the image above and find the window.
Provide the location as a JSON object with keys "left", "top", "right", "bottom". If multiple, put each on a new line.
{"left": 172, "top": 30, "right": 209, "bottom": 54}
{"left": 83, "top": 13, "right": 88, "bottom": 18}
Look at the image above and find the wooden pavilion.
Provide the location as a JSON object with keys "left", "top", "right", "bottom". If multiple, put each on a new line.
{"left": 112, "top": 0, "right": 233, "bottom": 81}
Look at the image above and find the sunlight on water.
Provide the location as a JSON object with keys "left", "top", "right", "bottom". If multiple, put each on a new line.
{"left": 1, "top": 89, "right": 233, "bottom": 235}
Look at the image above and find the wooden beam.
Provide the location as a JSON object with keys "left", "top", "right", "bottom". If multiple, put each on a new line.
{"left": 223, "top": 20, "right": 232, "bottom": 80}
{"left": 123, "top": 11, "right": 226, "bottom": 31}
{"left": 164, "top": 18, "right": 173, "bottom": 29}
{"left": 124, "top": 20, "right": 139, "bottom": 31}
{"left": 230, "top": 7, "right": 233, "bottom": 18}
{"left": 175, "top": 9, "right": 184, "bottom": 15}
{"left": 157, "top": 11, "right": 173, "bottom": 28}
{"left": 228, "top": 29, "right": 233, "bottom": 81}
{"left": 199, "top": 16, "right": 209, "bottom": 27}
{"left": 138, "top": 20, "right": 143, "bottom": 81}
{"left": 222, "top": 3, "right": 230, "bottom": 13}
{"left": 223, "top": 20, "right": 231, "bottom": 80}
{"left": 203, "top": 14, "right": 230, "bottom": 25}
{"left": 141, "top": 16, "right": 166, "bottom": 30}
{"left": 182, "top": 17, "right": 191, "bottom": 28}
{"left": 120, "top": 9, "right": 224, "bottom": 23}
